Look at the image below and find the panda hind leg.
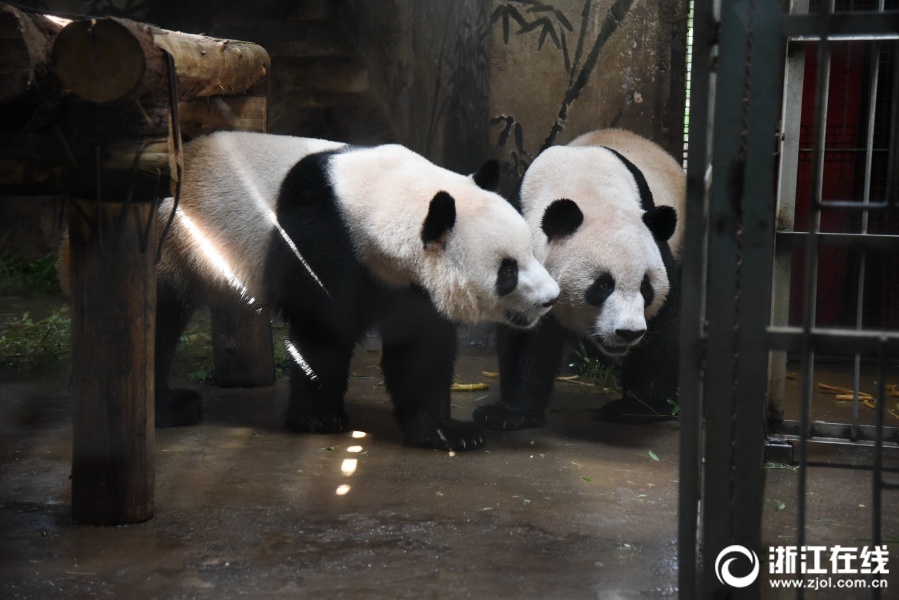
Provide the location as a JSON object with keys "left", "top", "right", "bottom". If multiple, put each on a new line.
{"left": 282, "top": 323, "right": 352, "bottom": 434}
{"left": 474, "top": 316, "right": 567, "bottom": 431}
{"left": 379, "top": 300, "right": 483, "bottom": 452}
{"left": 155, "top": 287, "right": 203, "bottom": 427}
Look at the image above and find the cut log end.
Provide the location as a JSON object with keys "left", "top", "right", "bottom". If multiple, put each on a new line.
{"left": 0, "top": 5, "right": 67, "bottom": 103}
{"left": 51, "top": 18, "right": 149, "bottom": 103}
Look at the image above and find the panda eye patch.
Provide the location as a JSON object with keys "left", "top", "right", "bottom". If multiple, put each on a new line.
{"left": 496, "top": 258, "right": 518, "bottom": 297}
{"left": 585, "top": 272, "right": 615, "bottom": 306}
{"left": 640, "top": 274, "right": 655, "bottom": 306}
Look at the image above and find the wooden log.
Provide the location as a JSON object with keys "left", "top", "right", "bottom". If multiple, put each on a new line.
{"left": 0, "top": 5, "right": 67, "bottom": 103}
{"left": 67, "top": 199, "right": 156, "bottom": 525}
{"left": 178, "top": 94, "right": 267, "bottom": 139}
{"left": 52, "top": 98, "right": 177, "bottom": 198}
{"left": 0, "top": 96, "right": 267, "bottom": 192}
{"left": 51, "top": 16, "right": 270, "bottom": 104}
{"left": 211, "top": 306, "right": 276, "bottom": 388}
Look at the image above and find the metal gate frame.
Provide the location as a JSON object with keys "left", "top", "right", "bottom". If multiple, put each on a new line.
{"left": 678, "top": 1, "right": 899, "bottom": 598}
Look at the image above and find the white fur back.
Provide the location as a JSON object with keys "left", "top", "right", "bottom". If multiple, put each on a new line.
{"left": 568, "top": 128, "right": 686, "bottom": 256}
{"left": 159, "top": 132, "right": 345, "bottom": 303}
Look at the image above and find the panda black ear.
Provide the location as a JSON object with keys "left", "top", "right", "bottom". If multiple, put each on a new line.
{"left": 422, "top": 191, "right": 456, "bottom": 248}
{"left": 472, "top": 160, "right": 500, "bottom": 192}
{"left": 541, "top": 199, "right": 583, "bottom": 241}
{"left": 642, "top": 205, "right": 677, "bottom": 242}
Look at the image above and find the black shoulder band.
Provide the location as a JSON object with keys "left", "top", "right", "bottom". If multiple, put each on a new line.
{"left": 601, "top": 147, "right": 655, "bottom": 210}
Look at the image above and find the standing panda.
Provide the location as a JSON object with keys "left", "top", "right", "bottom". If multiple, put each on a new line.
{"left": 62, "top": 131, "right": 562, "bottom": 452}
{"left": 474, "top": 128, "right": 685, "bottom": 428}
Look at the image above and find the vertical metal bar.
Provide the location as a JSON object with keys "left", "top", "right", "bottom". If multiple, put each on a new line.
{"left": 679, "top": 0, "right": 714, "bottom": 596}
{"left": 700, "top": 0, "right": 750, "bottom": 594}
{"left": 871, "top": 7, "right": 890, "bottom": 597}
{"left": 852, "top": 35, "right": 881, "bottom": 441}
{"left": 888, "top": 41, "right": 899, "bottom": 206}
{"left": 733, "top": 8, "right": 783, "bottom": 598}
{"left": 871, "top": 344, "right": 886, "bottom": 600}
{"left": 796, "top": 3, "right": 834, "bottom": 597}
{"left": 769, "top": 0, "right": 810, "bottom": 423}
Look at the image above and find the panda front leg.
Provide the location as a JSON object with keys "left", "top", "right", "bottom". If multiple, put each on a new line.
{"left": 155, "top": 286, "right": 203, "bottom": 427}
{"left": 474, "top": 315, "right": 567, "bottom": 431}
{"left": 378, "top": 298, "right": 484, "bottom": 452}
{"left": 282, "top": 322, "right": 352, "bottom": 434}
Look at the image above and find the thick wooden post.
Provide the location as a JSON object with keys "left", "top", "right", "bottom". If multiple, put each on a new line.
{"left": 1, "top": 8, "right": 276, "bottom": 524}
{"left": 211, "top": 307, "right": 276, "bottom": 387}
{"left": 68, "top": 200, "right": 156, "bottom": 524}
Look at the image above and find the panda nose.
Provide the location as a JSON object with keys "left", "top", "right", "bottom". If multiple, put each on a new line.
{"left": 615, "top": 328, "right": 646, "bottom": 343}
{"left": 542, "top": 294, "right": 559, "bottom": 308}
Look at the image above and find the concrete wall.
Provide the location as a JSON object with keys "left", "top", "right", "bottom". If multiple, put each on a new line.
{"left": 489, "top": 0, "right": 689, "bottom": 190}
{"left": 341, "top": 0, "right": 688, "bottom": 191}
{"left": 339, "top": 0, "right": 492, "bottom": 174}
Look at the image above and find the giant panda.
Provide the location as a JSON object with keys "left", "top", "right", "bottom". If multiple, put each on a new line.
{"left": 473, "top": 128, "right": 685, "bottom": 428}
{"left": 61, "top": 131, "right": 561, "bottom": 451}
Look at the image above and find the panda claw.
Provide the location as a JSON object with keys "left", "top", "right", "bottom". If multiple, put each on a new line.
{"left": 408, "top": 419, "right": 484, "bottom": 452}
{"left": 473, "top": 403, "right": 545, "bottom": 431}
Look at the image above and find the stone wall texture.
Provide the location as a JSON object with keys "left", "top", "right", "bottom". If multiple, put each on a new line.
{"left": 488, "top": 0, "right": 688, "bottom": 190}
{"left": 341, "top": 0, "right": 688, "bottom": 190}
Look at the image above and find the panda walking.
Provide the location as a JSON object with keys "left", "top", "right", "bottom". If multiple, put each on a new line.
{"left": 474, "top": 128, "right": 686, "bottom": 428}
{"left": 61, "top": 131, "right": 561, "bottom": 451}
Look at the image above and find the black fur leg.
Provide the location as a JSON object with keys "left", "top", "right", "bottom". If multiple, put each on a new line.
{"left": 474, "top": 401, "right": 547, "bottom": 431}
{"left": 474, "top": 316, "right": 567, "bottom": 431}
{"left": 379, "top": 293, "right": 483, "bottom": 452}
{"left": 155, "top": 285, "right": 202, "bottom": 427}
{"left": 285, "top": 407, "right": 349, "bottom": 434}
{"left": 597, "top": 397, "right": 676, "bottom": 424}
{"left": 156, "top": 387, "right": 203, "bottom": 427}
{"left": 282, "top": 324, "right": 353, "bottom": 435}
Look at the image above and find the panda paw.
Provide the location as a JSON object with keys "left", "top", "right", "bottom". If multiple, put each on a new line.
{"left": 473, "top": 403, "right": 545, "bottom": 431}
{"left": 156, "top": 388, "right": 203, "bottom": 427}
{"left": 407, "top": 418, "right": 485, "bottom": 452}
{"left": 284, "top": 409, "right": 350, "bottom": 434}
{"left": 597, "top": 397, "right": 676, "bottom": 424}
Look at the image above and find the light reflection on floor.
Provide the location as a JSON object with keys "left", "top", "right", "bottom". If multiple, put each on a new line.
{"left": 334, "top": 431, "right": 368, "bottom": 496}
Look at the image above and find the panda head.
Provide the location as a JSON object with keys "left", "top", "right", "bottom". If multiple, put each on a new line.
{"left": 417, "top": 160, "right": 561, "bottom": 328}
{"left": 328, "top": 147, "right": 560, "bottom": 328}
{"left": 522, "top": 145, "right": 677, "bottom": 357}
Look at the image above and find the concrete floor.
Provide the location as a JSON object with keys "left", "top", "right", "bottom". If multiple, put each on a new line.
{"left": 1, "top": 308, "right": 897, "bottom": 599}
{"left": 1, "top": 320, "right": 681, "bottom": 599}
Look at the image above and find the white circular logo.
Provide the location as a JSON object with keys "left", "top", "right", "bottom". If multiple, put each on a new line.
{"left": 715, "top": 544, "right": 760, "bottom": 588}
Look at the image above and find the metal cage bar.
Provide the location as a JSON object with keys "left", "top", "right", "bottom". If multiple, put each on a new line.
{"left": 699, "top": 0, "right": 753, "bottom": 588}
{"left": 680, "top": 0, "right": 898, "bottom": 597}
{"left": 677, "top": 0, "right": 715, "bottom": 595}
